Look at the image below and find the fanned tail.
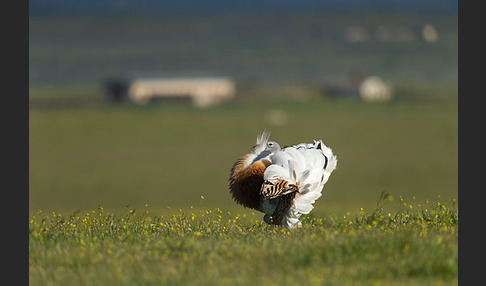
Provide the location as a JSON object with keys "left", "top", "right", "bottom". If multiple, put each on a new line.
{"left": 261, "top": 139, "right": 337, "bottom": 228}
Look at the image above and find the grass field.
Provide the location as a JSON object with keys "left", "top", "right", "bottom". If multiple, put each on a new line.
{"left": 29, "top": 92, "right": 457, "bottom": 285}
{"left": 29, "top": 95, "right": 457, "bottom": 214}
{"left": 29, "top": 6, "right": 458, "bottom": 284}
{"left": 29, "top": 194, "right": 457, "bottom": 285}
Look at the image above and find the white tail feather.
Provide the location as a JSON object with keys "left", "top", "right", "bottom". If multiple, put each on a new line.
{"left": 263, "top": 139, "right": 337, "bottom": 228}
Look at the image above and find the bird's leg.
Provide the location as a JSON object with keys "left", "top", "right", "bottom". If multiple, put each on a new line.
{"left": 267, "top": 192, "right": 296, "bottom": 225}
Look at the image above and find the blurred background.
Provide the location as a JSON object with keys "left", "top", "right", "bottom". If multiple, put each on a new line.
{"left": 29, "top": 0, "right": 458, "bottom": 216}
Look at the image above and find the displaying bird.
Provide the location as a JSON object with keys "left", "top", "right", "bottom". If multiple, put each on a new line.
{"left": 229, "top": 131, "right": 337, "bottom": 228}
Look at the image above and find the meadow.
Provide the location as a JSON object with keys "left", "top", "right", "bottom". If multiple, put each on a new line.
{"left": 29, "top": 193, "right": 457, "bottom": 285}
{"left": 29, "top": 94, "right": 458, "bottom": 215}
{"left": 29, "top": 91, "right": 458, "bottom": 285}
{"left": 29, "top": 6, "right": 458, "bottom": 284}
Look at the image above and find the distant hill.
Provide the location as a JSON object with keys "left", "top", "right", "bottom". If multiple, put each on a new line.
{"left": 29, "top": 10, "right": 457, "bottom": 86}
{"left": 29, "top": 0, "right": 457, "bottom": 15}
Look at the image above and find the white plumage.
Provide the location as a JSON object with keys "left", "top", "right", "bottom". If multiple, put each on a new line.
{"left": 229, "top": 131, "right": 337, "bottom": 228}
{"left": 262, "top": 140, "right": 337, "bottom": 228}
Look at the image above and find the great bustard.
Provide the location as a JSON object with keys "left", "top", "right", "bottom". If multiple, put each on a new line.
{"left": 229, "top": 131, "right": 337, "bottom": 228}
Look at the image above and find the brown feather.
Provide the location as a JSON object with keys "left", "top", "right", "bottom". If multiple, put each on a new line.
{"left": 229, "top": 154, "right": 268, "bottom": 210}
{"left": 260, "top": 179, "right": 299, "bottom": 199}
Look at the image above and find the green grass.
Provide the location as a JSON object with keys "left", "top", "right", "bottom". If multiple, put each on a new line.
{"left": 29, "top": 93, "right": 458, "bottom": 285}
{"left": 29, "top": 95, "right": 458, "bottom": 216}
{"left": 29, "top": 194, "right": 458, "bottom": 285}
{"left": 29, "top": 9, "right": 458, "bottom": 284}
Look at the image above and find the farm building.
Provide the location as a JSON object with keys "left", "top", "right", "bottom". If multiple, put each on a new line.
{"left": 322, "top": 74, "right": 393, "bottom": 102}
{"left": 105, "top": 77, "right": 236, "bottom": 107}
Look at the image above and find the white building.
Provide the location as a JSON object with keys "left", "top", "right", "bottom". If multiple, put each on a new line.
{"left": 359, "top": 76, "right": 393, "bottom": 102}
{"left": 127, "top": 77, "right": 236, "bottom": 107}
